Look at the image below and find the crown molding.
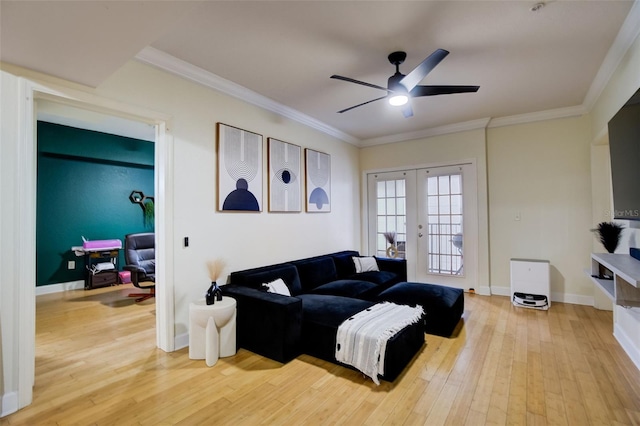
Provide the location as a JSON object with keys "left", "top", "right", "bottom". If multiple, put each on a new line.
{"left": 583, "top": 0, "right": 640, "bottom": 111}
{"left": 135, "top": 47, "right": 359, "bottom": 145}
{"left": 359, "top": 118, "right": 492, "bottom": 147}
{"left": 487, "top": 105, "right": 587, "bottom": 129}
{"left": 136, "top": 2, "right": 640, "bottom": 149}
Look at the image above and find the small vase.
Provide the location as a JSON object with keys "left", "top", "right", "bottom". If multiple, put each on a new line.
{"left": 206, "top": 281, "right": 221, "bottom": 305}
{"left": 214, "top": 283, "right": 223, "bottom": 302}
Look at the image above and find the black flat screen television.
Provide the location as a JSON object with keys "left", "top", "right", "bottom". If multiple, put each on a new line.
{"left": 608, "top": 88, "right": 640, "bottom": 220}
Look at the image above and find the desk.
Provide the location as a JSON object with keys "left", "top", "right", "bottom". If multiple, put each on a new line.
{"left": 72, "top": 246, "right": 120, "bottom": 289}
{"left": 189, "top": 297, "right": 237, "bottom": 366}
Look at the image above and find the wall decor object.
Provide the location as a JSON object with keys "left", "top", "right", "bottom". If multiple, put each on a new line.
{"left": 129, "top": 190, "right": 155, "bottom": 228}
{"left": 305, "top": 149, "right": 331, "bottom": 212}
{"left": 268, "top": 138, "right": 302, "bottom": 212}
{"left": 217, "top": 123, "right": 263, "bottom": 212}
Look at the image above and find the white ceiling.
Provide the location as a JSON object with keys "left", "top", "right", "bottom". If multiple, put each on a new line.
{"left": 2, "top": 1, "right": 639, "bottom": 146}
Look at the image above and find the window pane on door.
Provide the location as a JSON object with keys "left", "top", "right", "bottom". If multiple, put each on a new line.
{"left": 426, "top": 173, "right": 463, "bottom": 275}
{"left": 375, "top": 178, "right": 406, "bottom": 258}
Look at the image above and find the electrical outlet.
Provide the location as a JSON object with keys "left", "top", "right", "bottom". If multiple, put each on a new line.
{"left": 67, "top": 260, "right": 75, "bottom": 269}
{"left": 515, "top": 211, "right": 521, "bottom": 221}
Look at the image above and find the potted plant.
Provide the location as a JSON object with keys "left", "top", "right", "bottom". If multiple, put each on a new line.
{"left": 592, "top": 222, "right": 625, "bottom": 253}
{"left": 206, "top": 259, "right": 227, "bottom": 305}
{"left": 143, "top": 199, "right": 154, "bottom": 229}
{"left": 383, "top": 231, "right": 398, "bottom": 258}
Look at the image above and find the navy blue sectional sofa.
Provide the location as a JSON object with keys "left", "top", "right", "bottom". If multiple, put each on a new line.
{"left": 222, "top": 250, "right": 464, "bottom": 382}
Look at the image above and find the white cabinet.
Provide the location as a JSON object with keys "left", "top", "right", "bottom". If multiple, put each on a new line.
{"left": 510, "top": 258, "right": 550, "bottom": 310}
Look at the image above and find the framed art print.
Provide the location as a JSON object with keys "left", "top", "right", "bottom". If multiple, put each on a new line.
{"left": 217, "top": 123, "right": 263, "bottom": 212}
{"left": 268, "top": 138, "right": 301, "bottom": 212}
{"left": 305, "top": 148, "right": 331, "bottom": 212}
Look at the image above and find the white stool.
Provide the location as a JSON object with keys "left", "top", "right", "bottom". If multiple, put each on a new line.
{"left": 189, "top": 296, "right": 237, "bottom": 366}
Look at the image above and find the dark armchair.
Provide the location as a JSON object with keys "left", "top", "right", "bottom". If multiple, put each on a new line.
{"left": 123, "top": 232, "right": 156, "bottom": 302}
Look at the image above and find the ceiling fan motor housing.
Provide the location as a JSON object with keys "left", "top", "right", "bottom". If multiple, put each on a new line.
{"left": 388, "top": 73, "right": 407, "bottom": 93}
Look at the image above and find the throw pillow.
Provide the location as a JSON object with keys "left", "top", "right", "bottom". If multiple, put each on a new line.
{"left": 352, "top": 256, "right": 379, "bottom": 273}
{"left": 263, "top": 278, "right": 291, "bottom": 296}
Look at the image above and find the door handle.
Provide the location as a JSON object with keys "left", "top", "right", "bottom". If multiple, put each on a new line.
{"left": 418, "top": 233, "right": 423, "bottom": 238}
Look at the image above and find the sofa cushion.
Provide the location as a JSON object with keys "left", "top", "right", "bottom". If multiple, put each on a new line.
{"left": 293, "top": 257, "right": 338, "bottom": 292}
{"left": 310, "top": 279, "right": 378, "bottom": 299}
{"left": 331, "top": 252, "right": 358, "bottom": 278}
{"left": 349, "top": 270, "right": 399, "bottom": 287}
{"left": 238, "top": 265, "right": 303, "bottom": 296}
{"left": 377, "top": 282, "right": 464, "bottom": 337}
{"left": 297, "top": 294, "right": 425, "bottom": 382}
{"left": 353, "top": 256, "right": 379, "bottom": 273}
{"left": 299, "top": 294, "right": 374, "bottom": 329}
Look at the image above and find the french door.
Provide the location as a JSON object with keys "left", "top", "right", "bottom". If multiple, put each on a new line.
{"left": 367, "top": 170, "right": 415, "bottom": 261}
{"left": 415, "top": 164, "right": 477, "bottom": 289}
{"left": 367, "top": 163, "right": 477, "bottom": 290}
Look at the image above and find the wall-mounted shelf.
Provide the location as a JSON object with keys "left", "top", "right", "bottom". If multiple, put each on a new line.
{"left": 590, "top": 253, "right": 640, "bottom": 308}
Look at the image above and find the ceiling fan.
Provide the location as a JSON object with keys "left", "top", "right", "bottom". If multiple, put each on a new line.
{"left": 331, "top": 49, "right": 479, "bottom": 118}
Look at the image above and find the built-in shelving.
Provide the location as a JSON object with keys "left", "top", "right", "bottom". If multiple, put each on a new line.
{"left": 590, "top": 253, "right": 640, "bottom": 308}
{"left": 589, "top": 253, "right": 640, "bottom": 371}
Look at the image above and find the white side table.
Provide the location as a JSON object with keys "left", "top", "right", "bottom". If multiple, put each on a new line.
{"left": 189, "top": 296, "right": 237, "bottom": 366}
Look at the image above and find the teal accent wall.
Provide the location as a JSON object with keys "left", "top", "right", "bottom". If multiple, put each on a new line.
{"left": 36, "top": 121, "right": 155, "bottom": 287}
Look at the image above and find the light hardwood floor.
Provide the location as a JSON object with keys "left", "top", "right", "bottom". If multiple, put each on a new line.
{"left": 2, "top": 285, "right": 640, "bottom": 425}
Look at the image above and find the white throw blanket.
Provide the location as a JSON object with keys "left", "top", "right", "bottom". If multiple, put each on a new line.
{"left": 335, "top": 302, "right": 424, "bottom": 385}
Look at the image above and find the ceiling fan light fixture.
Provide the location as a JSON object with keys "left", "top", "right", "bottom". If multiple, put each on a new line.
{"left": 389, "top": 94, "right": 409, "bottom": 106}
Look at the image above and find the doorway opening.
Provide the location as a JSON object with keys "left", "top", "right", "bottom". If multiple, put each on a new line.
{"left": 14, "top": 80, "right": 175, "bottom": 409}
{"left": 366, "top": 162, "right": 478, "bottom": 290}
{"left": 35, "top": 100, "right": 156, "bottom": 292}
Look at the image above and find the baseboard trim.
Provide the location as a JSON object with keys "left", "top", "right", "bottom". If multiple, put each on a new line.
{"left": 476, "top": 285, "right": 492, "bottom": 296}
{"left": 550, "top": 292, "right": 594, "bottom": 306}
{"left": 1, "top": 391, "right": 18, "bottom": 418}
{"left": 490, "top": 286, "right": 511, "bottom": 297}
{"left": 35, "top": 280, "right": 84, "bottom": 296}
{"left": 174, "top": 332, "right": 189, "bottom": 351}
{"left": 614, "top": 322, "right": 640, "bottom": 371}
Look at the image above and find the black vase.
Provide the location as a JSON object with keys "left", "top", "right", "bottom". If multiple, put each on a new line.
{"left": 206, "top": 281, "right": 222, "bottom": 305}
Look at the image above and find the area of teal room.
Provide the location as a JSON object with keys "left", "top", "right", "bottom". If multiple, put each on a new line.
{"left": 36, "top": 121, "right": 154, "bottom": 286}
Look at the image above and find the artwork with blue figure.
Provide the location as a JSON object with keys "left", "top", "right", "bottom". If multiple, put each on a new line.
{"left": 309, "top": 187, "right": 329, "bottom": 209}
{"left": 305, "top": 149, "right": 331, "bottom": 212}
{"left": 268, "top": 138, "right": 301, "bottom": 212}
{"left": 222, "top": 178, "right": 259, "bottom": 211}
{"left": 217, "top": 123, "right": 262, "bottom": 211}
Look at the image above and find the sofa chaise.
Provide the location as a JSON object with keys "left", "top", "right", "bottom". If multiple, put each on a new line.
{"left": 222, "top": 250, "right": 464, "bottom": 382}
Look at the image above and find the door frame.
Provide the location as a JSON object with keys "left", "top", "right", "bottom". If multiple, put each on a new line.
{"left": 15, "top": 77, "right": 175, "bottom": 410}
{"left": 415, "top": 162, "right": 478, "bottom": 290}
{"left": 362, "top": 159, "right": 480, "bottom": 286}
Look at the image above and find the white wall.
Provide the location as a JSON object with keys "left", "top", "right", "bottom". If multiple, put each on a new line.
{"left": 359, "top": 129, "right": 491, "bottom": 293}
{"left": 360, "top": 117, "right": 595, "bottom": 303}
{"left": 588, "top": 27, "right": 640, "bottom": 368}
{"left": 91, "top": 61, "right": 361, "bottom": 337}
{"left": 0, "top": 60, "right": 361, "bottom": 414}
{"left": 487, "top": 116, "right": 594, "bottom": 303}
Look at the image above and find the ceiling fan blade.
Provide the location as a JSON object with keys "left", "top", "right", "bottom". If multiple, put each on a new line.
{"left": 402, "top": 103, "right": 414, "bottom": 118}
{"left": 337, "top": 96, "right": 387, "bottom": 113}
{"left": 410, "top": 85, "right": 480, "bottom": 97}
{"left": 400, "top": 49, "right": 449, "bottom": 92}
{"left": 331, "top": 75, "right": 390, "bottom": 93}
